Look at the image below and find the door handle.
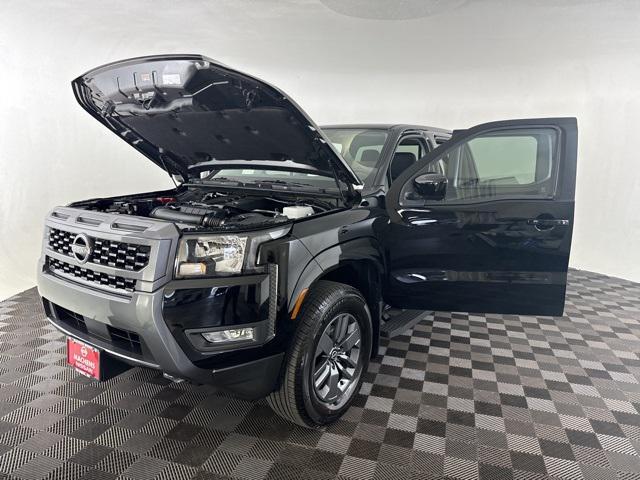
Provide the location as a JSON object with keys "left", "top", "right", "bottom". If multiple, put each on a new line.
{"left": 527, "top": 218, "right": 570, "bottom": 231}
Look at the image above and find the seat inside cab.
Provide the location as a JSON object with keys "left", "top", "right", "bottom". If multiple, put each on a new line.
{"left": 389, "top": 136, "right": 426, "bottom": 181}
{"left": 390, "top": 152, "right": 416, "bottom": 181}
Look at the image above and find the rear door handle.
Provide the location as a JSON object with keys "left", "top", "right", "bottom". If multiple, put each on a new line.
{"left": 527, "top": 218, "right": 570, "bottom": 230}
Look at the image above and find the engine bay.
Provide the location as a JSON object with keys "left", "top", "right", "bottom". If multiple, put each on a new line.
{"left": 70, "top": 187, "right": 339, "bottom": 231}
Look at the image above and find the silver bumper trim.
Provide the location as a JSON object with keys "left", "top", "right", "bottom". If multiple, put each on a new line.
{"left": 46, "top": 316, "right": 161, "bottom": 370}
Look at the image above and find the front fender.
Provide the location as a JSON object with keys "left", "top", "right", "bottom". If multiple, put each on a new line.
{"left": 289, "top": 236, "right": 385, "bottom": 315}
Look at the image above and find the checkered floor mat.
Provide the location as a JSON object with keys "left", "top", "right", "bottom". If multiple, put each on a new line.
{"left": 1, "top": 270, "right": 639, "bottom": 479}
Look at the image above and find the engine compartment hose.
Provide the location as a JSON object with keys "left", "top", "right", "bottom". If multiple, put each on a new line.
{"left": 150, "top": 207, "right": 204, "bottom": 225}
{"left": 201, "top": 213, "right": 225, "bottom": 228}
{"left": 150, "top": 207, "right": 227, "bottom": 227}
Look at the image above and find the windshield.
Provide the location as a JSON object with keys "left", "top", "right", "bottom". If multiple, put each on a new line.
{"left": 201, "top": 168, "right": 339, "bottom": 190}
{"left": 322, "top": 128, "right": 389, "bottom": 185}
{"left": 199, "top": 128, "right": 388, "bottom": 188}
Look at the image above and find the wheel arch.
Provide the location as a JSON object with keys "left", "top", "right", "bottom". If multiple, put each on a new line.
{"left": 289, "top": 237, "right": 385, "bottom": 357}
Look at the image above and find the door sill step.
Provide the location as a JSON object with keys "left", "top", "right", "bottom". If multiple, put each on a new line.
{"left": 380, "top": 309, "right": 430, "bottom": 338}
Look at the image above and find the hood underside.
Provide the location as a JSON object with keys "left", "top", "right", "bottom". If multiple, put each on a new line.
{"left": 72, "top": 54, "right": 360, "bottom": 186}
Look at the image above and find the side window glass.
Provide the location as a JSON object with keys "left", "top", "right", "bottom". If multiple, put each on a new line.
{"left": 423, "top": 128, "right": 558, "bottom": 202}
{"left": 390, "top": 137, "right": 425, "bottom": 181}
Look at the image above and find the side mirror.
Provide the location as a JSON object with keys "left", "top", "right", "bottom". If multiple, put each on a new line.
{"left": 413, "top": 173, "right": 447, "bottom": 200}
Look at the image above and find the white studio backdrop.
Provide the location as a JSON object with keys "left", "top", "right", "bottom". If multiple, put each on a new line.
{"left": 1, "top": 0, "right": 639, "bottom": 299}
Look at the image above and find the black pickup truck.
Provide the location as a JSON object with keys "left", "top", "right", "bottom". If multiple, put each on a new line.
{"left": 38, "top": 55, "right": 577, "bottom": 427}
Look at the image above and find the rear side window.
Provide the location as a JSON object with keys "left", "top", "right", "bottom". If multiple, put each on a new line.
{"left": 389, "top": 136, "right": 427, "bottom": 181}
{"left": 424, "top": 128, "right": 558, "bottom": 202}
{"left": 394, "top": 138, "right": 425, "bottom": 160}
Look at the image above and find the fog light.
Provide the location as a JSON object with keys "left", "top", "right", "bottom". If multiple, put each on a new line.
{"left": 201, "top": 328, "right": 255, "bottom": 344}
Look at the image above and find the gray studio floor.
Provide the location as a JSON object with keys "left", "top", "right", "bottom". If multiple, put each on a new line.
{"left": 0, "top": 269, "right": 639, "bottom": 480}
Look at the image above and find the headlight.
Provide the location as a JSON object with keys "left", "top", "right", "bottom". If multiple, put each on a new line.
{"left": 176, "top": 235, "right": 247, "bottom": 277}
{"left": 175, "top": 226, "right": 290, "bottom": 278}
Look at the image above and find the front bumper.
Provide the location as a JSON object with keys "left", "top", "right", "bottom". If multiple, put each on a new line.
{"left": 38, "top": 269, "right": 284, "bottom": 400}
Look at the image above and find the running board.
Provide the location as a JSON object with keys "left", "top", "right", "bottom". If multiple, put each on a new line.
{"left": 380, "top": 310, "right": 430, "bottom": 338}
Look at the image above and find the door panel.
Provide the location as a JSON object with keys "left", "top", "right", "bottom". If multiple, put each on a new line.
{"left": 384, "top": 118, "right": 577, "bottom": 316}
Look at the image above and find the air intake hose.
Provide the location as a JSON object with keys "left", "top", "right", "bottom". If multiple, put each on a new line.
{"left": 150, "top": 207, "right": 227, "bottom": 227}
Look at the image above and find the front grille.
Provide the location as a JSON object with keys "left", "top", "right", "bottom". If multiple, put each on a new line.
{"left": 47, "top": 257, "right": 136, "bottom": 293}
{"left": 92, "top": 238, "right": 151, "bottom": 271}
{"left": 107, "top": 325, "right": 142, "bottom": 355}
{"left": 48, "top": 228, "right": 151, "bottom": 271}
{"left": 48, "top": 228, "right": 74, "bottom": 256}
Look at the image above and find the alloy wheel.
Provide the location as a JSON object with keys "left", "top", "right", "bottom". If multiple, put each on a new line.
{"left": 312, "top": 313, "right": 362, "bottom": 407}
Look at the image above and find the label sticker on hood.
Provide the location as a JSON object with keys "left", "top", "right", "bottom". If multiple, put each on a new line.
{"left": 133, "top": 91, "right": 155, "bottom": 101}
{"left": 162, "top": 73, "right": 181, "bottom": 85}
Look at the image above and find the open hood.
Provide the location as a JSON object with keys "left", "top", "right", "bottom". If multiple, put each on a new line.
{"left": 72, "top": 54, "right": 361, "bottom": 188}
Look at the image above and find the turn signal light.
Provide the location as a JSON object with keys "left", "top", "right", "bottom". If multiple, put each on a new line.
{"left": 177, "top": 262, "right": 207, "bottom": 276}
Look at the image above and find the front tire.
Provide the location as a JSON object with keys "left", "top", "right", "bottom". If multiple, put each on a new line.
{"left": 267, "top": 281, "right": 372, "bottom": 427}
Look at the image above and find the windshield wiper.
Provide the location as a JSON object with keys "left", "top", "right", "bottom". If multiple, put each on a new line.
{"left": 247, "top": 179, "right": 333, "bottom": 193}
{"left": 185, "top": 177, "right": 339, "bottom": 197}
{"left": 194, "top": 177, "right": 243, "bottom": 186}
{"left": 251, "top": 179, "right": 315, "bottom": 188}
